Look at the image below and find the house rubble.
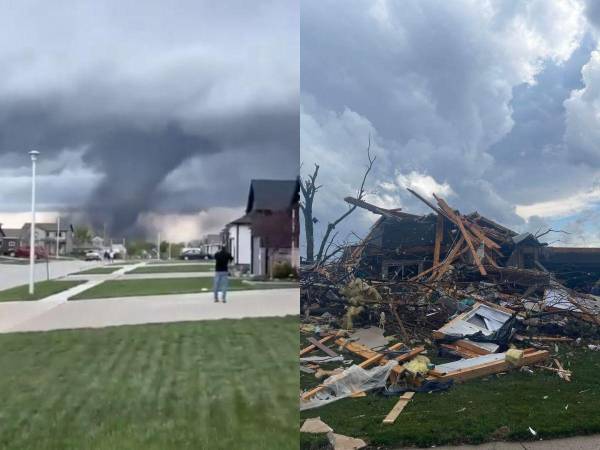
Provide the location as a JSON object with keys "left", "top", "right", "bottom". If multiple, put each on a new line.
{"left": 300, "top": 190, "right": 600, "bottom": 415}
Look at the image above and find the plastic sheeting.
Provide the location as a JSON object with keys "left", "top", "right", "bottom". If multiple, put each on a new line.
{"left": 300, "top": 361, "right": 398, "bottom": 411}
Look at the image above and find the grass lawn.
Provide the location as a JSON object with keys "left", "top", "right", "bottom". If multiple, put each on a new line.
{"left": 72, "top": 267, "right": 122, "bottom": 275}
{"left": 69, "top": 277, "right": 282, "bottom": 300}
{"left": 0, "top": 280, "right": 86, "bottom": 302}
{"left": 148, "top": 260, "right": 212, "bottom": 265}
{"left": 0, "top": 316, "right": 299, "bottom": 450}
{"left": 300, "top": 345, "right": 600, "bottom": 448}
{"left": 127, "top": 264, "right": 213, "bottom": 274}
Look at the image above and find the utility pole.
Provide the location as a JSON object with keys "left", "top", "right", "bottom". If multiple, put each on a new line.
{"left": 29, "top": 150, "right": 40, "bottom": 295}
{"left": 168, "top": 242, "right": 172, "bottom": 260}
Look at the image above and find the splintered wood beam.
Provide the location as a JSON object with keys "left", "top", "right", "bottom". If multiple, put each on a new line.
{"left": 462, "top": 218, "right": 501, "bottom": 250}
{"left": 431, "top": 350, "right": 550, "bottom": 383}
{"left": 383, "top": 392, "right": 415, "bottom": 424}
{"left": 433, "top": 213, "right": 444, "bottom": 265}
{"left": 434, "top": 194, "right": 487, "bottom": 276}
{"left": 406, "top": 188, "right": 447, "bottom": 217}
{"left": 408, "top": 246, "right": 466, "bottom": 281}
{"left": 344, "top": 197, "right": 400, "bottom": 217}
{"left": 300, "top": 335, "right": 335, "bottom": 357}
{"left": 429, "top": 236, "right": 466, "bottom": 281}
{"left": 307, "top": 337, "right": 339, "bottom": 358}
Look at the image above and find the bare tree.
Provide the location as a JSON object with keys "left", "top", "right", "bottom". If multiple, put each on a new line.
{"left": 316, "top": 140, "right": 375, "bottom": 262}
{"left": 299, "top": 164, "right": 321, "bottom": 263}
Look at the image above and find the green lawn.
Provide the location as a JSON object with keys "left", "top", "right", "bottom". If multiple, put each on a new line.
{"left": 0, "top": 316, "right": 299, "bottom": 450}
{"left": 70, "top": 277, "right": 281, "bottom": 300}
{"left": 148, "top": 260, "right": 212, "bottom": 265}
{"left": 127, "top": 264, "right": 213, "bottom": 274}
{"left": 73, "top": 267, "right": 122, "bottom": 275}
{"left": 300, "top": 345, "right": 600, "bottom": 448}
{"left": 0, "top": 280, "right": 86, "bottom": 302}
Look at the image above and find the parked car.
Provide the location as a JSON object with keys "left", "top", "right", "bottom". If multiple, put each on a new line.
{"left": 14, "top": 246, "right": 48, "bottom": 259}
{"left": 179, "top": 248, "right": 207, "bottom": 260}
{"left": 85, "top": 251, "right": 102, "bottom": 261}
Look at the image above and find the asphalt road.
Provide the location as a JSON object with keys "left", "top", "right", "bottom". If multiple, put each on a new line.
{"left": 0, "top": 259, "right": 103, "bottom": 290}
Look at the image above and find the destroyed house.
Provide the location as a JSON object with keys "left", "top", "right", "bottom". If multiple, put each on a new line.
{"left": 345, "top": 195, "right": 547, "bottom": 282}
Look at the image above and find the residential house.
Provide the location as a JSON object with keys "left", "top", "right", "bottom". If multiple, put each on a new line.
{"left": 226, "top": 179, "right": 300, "bottom": 277}
{"left": 21, "top": 222, "right": 74, "bottom": 256}
{"left": 201, "top": 234, "right": 223, "bottom": 257}
{"left": 226, "top": 214, "right": 252, "bottom": 271}
{"left": 1, "top": 227, "right": 22, "bottom": 255}
{"left": 91, "top": 236, "right": 104, "bottom": 249}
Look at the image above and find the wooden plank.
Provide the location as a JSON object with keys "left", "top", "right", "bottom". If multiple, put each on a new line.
{"left": 432, "top": 350, "right": 549, "bottom": 383}
{"left": 433, "top": 213, "right": 444, "bottom": 266}
{"left": 455, "top": 339, "right": 492, "bottom": 356}
{"left": 393, "top": 346, "right": 425, "bottom": 364}
{"left": 360, "top": 343, "right": 404, "bottom": 369}
{"left": 307, "top": 337, "right": 339, "bottom": 358}
{"left": 383, "top": 392, "right": 415, "bottom": 424}
{"left": 462, "top": 218, "right": 501, "bottom": 250}
{"left": 434, "top": 195, "right": 486, "bottom": 276}
{"left": 439, "top": 343, "right": 482, "bottom": 359}
{"left": 409, "top": 241, "right": 468, "bottom": 281}
{"left": 335, "top": 338, "right": 379, "bottom": 360}
{"left": 300, "top": 335, "right": 335, "bottom": 357}
{"left": 430, "top": 237, "right": 466, "bottom": 281}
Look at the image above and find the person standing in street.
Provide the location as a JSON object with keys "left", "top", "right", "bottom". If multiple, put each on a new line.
{"left": 213, "top": 245, "right": 233, "bottom": 303}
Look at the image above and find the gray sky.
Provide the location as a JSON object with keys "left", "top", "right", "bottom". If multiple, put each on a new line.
{"left": 0, "top": 1, "right": 298, "bottom": 240}
{"left": 301, "top": 0, "right": 600, "bottom": 251}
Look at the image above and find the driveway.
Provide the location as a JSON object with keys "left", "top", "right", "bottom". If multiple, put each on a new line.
{"left": 0, "top": 288, "right": 299, "bottom": 333}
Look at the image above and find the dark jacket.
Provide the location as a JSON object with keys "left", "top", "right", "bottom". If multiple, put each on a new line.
{"left": 214, "top": 249, "right": 233, "bottom": 272}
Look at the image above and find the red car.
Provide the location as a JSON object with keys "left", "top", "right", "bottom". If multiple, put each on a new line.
{"left": 14, "top": 246, "right": 48, "bottom": 259}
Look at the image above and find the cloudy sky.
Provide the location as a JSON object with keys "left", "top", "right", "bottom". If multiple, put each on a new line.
{"left": 301, "top": 0, "right": 600, "bottom": 252}
{"left": 0, "top": 1, "right": 298, "bottom": 241}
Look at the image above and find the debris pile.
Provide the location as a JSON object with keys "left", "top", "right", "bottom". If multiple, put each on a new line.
{"left": 300, "top": 191, "right": 600, "bottom": 417}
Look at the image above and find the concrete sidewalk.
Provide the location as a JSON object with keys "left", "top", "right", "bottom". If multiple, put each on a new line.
{"left": 423, "top": 434, "right": 600, "bottom": 449}
{"left": 64, "top": 271, "right": 215, "bottom": 280}
{"left": 0, "top": 288, "right": 299, "bottom": 333}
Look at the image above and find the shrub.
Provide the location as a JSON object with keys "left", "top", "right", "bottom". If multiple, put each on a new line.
{"left": 272, "top": 261, "right": 298, "bottom": 279}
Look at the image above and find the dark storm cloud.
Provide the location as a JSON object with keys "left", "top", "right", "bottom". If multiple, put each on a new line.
{"left": 0, "top": 0, "right": 299, "bottom": 236}
{"left": 301, "top": 0, "right": 600, "bottom": 249}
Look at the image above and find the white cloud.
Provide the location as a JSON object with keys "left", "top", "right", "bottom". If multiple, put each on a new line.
{"left": 136, "top": 207, "right": 243, "bottom": 242}
{"left": 395, "top": 171, "right": 454, "bottom": 199}
{"left": 516, "top": 184, "right": 600, "bottom": 219}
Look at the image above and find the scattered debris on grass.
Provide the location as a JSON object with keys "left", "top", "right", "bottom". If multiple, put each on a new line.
{"left": 300, "top": 192, "right": 600, "bottom": 443}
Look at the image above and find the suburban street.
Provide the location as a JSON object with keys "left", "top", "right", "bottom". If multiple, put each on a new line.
{"left": 0, "top": 260, "right": 299, "bottom": 333}
{"left": 0, "top": 259, "right": 101, "bottom": 290}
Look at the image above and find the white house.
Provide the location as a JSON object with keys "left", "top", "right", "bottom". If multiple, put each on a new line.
{"left": 226, "top": 214, "right": 252, "bottom": 271}
{"left": 201, "top": 234, "right": 222, "bottom": 256}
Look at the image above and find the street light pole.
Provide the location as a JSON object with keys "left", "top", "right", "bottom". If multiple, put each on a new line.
{"left": 29, "top": 150, "right": 40, "bottom": 295}
{"left": 157, "top": 232, "right": 161, "bottom": 260}
{"left": 56, "top": 215, "right": 60, "bottom": 259}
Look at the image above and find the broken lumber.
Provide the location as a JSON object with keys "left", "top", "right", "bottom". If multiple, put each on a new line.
{"left": 307, "top": 337, "right": 339, "bottom": 358}
{"left": 383, "top": 392, "right": 415, "bottom": 424}
{"left": 434, "top": 194, "right": 487, "bottom": 276}
{"left": 431, "top": 350, "right": 549, "bottom": 383}
{"left": 300, "top": 335, "right": 335, "bottom": 357}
